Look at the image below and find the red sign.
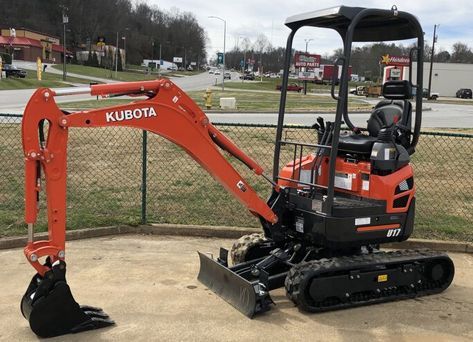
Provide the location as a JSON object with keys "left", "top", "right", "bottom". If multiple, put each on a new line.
{"left": 294, "top": 53, "right": 321, "bottom": 68}
{"left": 380, "top": 54, "right": 410, "bottom": 66}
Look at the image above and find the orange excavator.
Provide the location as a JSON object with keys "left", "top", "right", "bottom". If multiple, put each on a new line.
{"left": 20, "top": 5, "right": 454, "bottom": 338}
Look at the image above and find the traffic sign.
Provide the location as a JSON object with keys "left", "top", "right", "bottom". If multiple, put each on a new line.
{"left": 217, "top": 52, "right": 224, "bottom": 64}
{"left": 240, "top": 60, "right": 244, "bottom": 67}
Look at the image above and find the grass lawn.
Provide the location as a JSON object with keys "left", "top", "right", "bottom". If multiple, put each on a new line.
{"left": 0, "top": 70, "right": 94, "bottom": 90}
{"left": 0, "top": 119, "right": 471, "bottom": 241}
{"left": 58, "top": 89, "right": 372, "bottom": 112}
{"left": 53, "top": 64, "right": 163, "bottom": 82}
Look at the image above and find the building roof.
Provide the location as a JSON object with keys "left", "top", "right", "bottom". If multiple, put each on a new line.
{"left": 1, "top": 27, "right": 60, "bottom": 40}
{"left": 0, "top": 36, "right": 71, "bottom": 54}
{"left": 0, "top": 36, "right": 43, "bottom": 48}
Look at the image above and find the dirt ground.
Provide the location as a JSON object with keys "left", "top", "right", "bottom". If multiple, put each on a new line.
{"left": 1, "top": 235, "right": 472, "bottom": 341}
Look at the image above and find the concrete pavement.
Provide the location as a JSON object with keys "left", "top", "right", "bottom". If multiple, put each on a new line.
{"left": 1, "top": 235, "right": 472, "bottom": 341}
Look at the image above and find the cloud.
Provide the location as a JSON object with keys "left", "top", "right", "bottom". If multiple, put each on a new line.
{"left": 147, "top": 0, "right": 473, "bottom": 58}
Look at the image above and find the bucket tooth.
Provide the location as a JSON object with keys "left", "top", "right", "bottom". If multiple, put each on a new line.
{"left": 197, "top": 252, "right": 273, "bottom": 317}
{"left": 20, "top": 260, "right": 114, "bottom": 338}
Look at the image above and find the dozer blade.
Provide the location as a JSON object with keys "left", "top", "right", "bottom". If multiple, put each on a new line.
{"left": 197, "top": 252, "right": 272, "bottom": 318}
{"left": 20, "top": 260, "right": 114, "bottom": 338}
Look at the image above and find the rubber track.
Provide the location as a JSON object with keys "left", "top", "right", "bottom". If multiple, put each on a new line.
{"left": 285, "top": 249, "right": 454, "bottom": 313}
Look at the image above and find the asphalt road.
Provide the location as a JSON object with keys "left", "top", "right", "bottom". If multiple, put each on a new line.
{"left": 1, "top": 235, "right": 472, "bottom": 341}
{"left": 208, "top": 101, "right": 473, "bottom": 128}
{"left": 1, "top": 68, "right": 471, "bottom": 128}
{"left": 0, "top": 71, "right": 219, "bottom": 113}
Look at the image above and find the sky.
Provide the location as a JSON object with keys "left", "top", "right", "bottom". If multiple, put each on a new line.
{"left": 147, "top": 0, "right": 473, "bottom": 60}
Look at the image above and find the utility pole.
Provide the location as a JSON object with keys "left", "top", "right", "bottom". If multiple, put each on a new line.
{"left": 61, "top": 7, "right": 68, "bottom": 81}
{"left": 428, "top": 24, "right": 438, "bottom": 98}
{"left": 303, "top": 38, "right": 313, "bottom": 95}
{"left": 209, "top": 16, "right": 226, "bottom": 91}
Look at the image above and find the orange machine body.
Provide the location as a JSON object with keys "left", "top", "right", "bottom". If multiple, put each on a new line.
{"left": 22, "top": 80, "right": 277, "bottom": 276}
{"left": 278, "top": 153, "right": 415, "bottom": 214}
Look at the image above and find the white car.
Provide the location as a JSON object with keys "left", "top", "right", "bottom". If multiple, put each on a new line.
{"left": 214, "top": 70, "right": 221, "bottom": 75}
{"left": 209, "top": 69, "right": 214, "bottom": 74}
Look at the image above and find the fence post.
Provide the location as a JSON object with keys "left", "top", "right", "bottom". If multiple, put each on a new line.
{"left": 141, "top": 130, "right": 148, "bottom": 224}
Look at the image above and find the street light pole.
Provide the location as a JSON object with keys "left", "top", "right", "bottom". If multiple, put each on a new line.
{"left": 158, "top": 42, "right": 162, "bottom": 78}
{"left": 303, "top": 38, "right": 313, "bottom": 95}
{"left": 115, "top": 31, "right": 119, "bottom": 79}
{"left": 151, "top": 40, "right": 154, "bottom": 69}
{"left": 123, "top": 36, "right": 126, "bottom": 67}
{"left": 209, "top": 16, "right": 226, "bottom": 91}
{"left": 239, "top": 36, "right": 246, "bottom": 82}
{"left": 61, "top": 8, "right": 68, "bottom": 81}
{"left": 122, "top": 28, "right": 129, "bottom": 69}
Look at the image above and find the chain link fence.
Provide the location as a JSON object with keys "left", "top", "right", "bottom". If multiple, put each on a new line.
{"left": 1, "top": 113, "right": 472, "bottom": 241}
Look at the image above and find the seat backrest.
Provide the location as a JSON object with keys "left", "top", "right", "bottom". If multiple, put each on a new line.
{"left": 367, "top": 101, "right": 404, "bottom": 137}
{"left": 367, "top": 81, "right": 413, "bottom": 139}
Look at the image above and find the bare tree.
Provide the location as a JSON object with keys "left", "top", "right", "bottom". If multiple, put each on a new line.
{"left": 451, "top": 42, "right": 473, "bottom": 63}
{"left": 253, "top": 34, "right": 271, "bottom": 78}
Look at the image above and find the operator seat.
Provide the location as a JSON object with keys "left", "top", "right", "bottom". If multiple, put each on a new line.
{"left": 338, "top": 81, "right": 412, "bottom": 156}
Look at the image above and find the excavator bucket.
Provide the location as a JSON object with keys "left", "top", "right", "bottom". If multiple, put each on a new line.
{"left": 20, "top": 260, "right": 114, "bottom": 338}
{"left": 197, "top": 251, "right": 273, "bottom": 318}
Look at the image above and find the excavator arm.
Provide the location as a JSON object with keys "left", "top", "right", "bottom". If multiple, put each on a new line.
{"left": 20, "top": 79, "right": 278, "bottom": 337}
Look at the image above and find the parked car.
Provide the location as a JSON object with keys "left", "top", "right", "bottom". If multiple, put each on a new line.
{"left": 240, "top": 73, "right": 255, "bottom": 80}
{"left": 214, "top": 70, "right": 221, "bottom": 75}
{"left": 223, "top": 72, "right": 231, "bottom": 80}
{"left": 456, "top": 88, "right": 472, "bottom": 99}
{"left": 276, "top": 83, "right": 303, "bottom": 92}
{"left": 422, "top": 88, "right": 439, "bottom": 100}
{"left": 413, "top": 87, "right": 439, "bottom": 100}
{"left": 208, "top": 69, "right": 214, "bottom": 74}
{"left": 2, "top": 64, "right": 27, "bottom": 78}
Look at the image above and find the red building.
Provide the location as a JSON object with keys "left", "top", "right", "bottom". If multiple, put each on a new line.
{"left": 0, "top": 28, "right": 71, "bottom": 63}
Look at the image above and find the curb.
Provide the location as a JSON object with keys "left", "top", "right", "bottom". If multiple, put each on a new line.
{"left": 1, "top": 224, "right": 471, "bottom": 254}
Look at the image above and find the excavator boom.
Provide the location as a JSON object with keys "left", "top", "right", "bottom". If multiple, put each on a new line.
{"left": 20, "top": 79, "right": 277, "bottom": 337}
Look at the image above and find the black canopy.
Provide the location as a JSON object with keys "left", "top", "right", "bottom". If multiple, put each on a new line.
{"left": 285, "top": 6, "right": 420, "bottom": 41}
